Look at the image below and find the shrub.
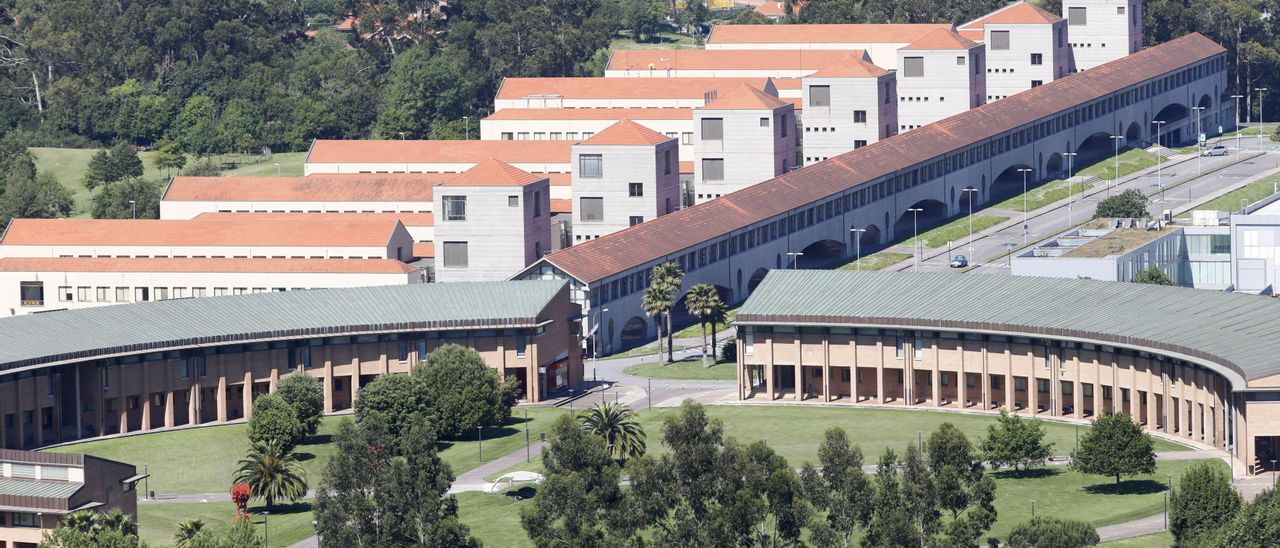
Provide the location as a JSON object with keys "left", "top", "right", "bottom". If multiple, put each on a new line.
{"left": 354, "top": 373, "right": 427, "bottom": 440}
{"left": 1170, "top": 462, "right": 1242, "bottom": 545}
{"left": 1094, "top": 188, "right": 1148, "bottom": 219}
{"left": 414, "top": 344, "right": 513, "bottom": 439}
{"left": 276, "top": 373, "right": 324, "bottom": 439}
{"left": 247, "top": 393, "right": 302, "bottom": 451}
{"left": 1006, "top": 516, "right": 1100, "bottom": 548}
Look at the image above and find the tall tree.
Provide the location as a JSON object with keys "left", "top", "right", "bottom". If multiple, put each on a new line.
{"left": 276, "top": 373, "right": 324, "bottom": 440}
{"left": 1, "top": 171, "right": 72, "bottom": 224}
{"left": 980, "top": 410, "right": 1054, "bottom": 471}
{"left": 684, "top": 283, "right": 721, "bottom": 367}
{"left": 1071, "top": 413, "right": 1157, "bottom": 485}
{"left": 374, "top": 45, "right": 477, "bottom": 140}
{"left": 579, "top": 401, "right": 647, "bottom": 462}
{"left": 808, "top": 427, "right": 873, "bottom": 548}
{"left": 1170, "top": 462, "right": 1241, "bottom": 545}
{"left": 232, "top": 438, "right": 308, "bottom": 509}
{"left": 641, "top": 284, "right": 671, "bottom": 365}
{"left": 247, "top": 393, "right": 303, "bottom": 452}
{"left": 652, "top": 261, "right": 684, "bottom": 363}
{"left": 414, "top": 343, "right": 515, "bottom": 438}
{"left": 90, "top": 177, "right": 162, "bottom": 219}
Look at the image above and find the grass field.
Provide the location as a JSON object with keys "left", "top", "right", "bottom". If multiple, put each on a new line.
{"left": 624, "top": 356, "right": 736, "bottom": 380}
{"left": 222, "top": 151, "right": 307, "bottom": 177}
{"left": 50, "top": 407, "right": 568, "bottom": 495}
{"left": 903, "top": 215, "right": 1008, "bottom": 249}
{"left": 457, "top": 492, "right": 533, "bottom": 547}
{"left": 1194, "top": 175, "right": 1280, "bottom": 213}
{"left": 1100, "top": 531, "right": 1173, "bottom": 546}
{"left": 609, "top": 30, "right": 699, "bottom": 51}
{"left": 138, "top": 501, "right": 314, "bottom": 548}
{"left": 1076, "top": 148, "right": 1161, "bottom": 181}
{"left": 838, "top": 251, "right": 911, "bottom": 271}
{"left": 992, "top": 179, "right": 1094, "bottom": 213}
{"left": 671, "top": 308, "right": 737, "bottom": 339}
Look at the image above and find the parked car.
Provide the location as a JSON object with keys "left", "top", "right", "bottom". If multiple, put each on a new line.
{"left": 949, "top": 255, "right": 968, "bottom": 268}
{"left": 1202, "top": 144, "right": 1229, "bottom": 157}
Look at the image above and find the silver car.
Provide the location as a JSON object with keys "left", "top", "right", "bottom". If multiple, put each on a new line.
{"left": 1202, "top": 144, "right": 1228, "bottom": 157}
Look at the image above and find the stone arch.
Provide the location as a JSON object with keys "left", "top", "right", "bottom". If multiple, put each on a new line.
{"left": 620, "top": 316, "right": 648, "bottom": 347}
{"left": 1076, "top": 131, "right": 1119, "bottom": 164}
{"left": 1125, "top": 121, "right": 1142, "bottom": 144}
{"left": 1153, "top": 102, "right": 1190, "bottom": 146}
{"left": 958, "top": 185, "right": 980, "bottom": 210}
{"left": 747, "top": 268, "right": 770, "bottom": 294}
{"left": 798, "top": 239, "right": 848, "bottom": 268}
{"left": 990, "top": 164, "right": 1036, "bottom": 202}
{"left": 1045, "top": 152, "right": 1064, "bottom": 177}
{"left": 894, "top": 199, "right": 947, "bottom": 239}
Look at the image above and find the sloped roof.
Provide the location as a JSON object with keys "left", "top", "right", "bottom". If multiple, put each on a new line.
{"left": 534, "top": 33, "right": 1225, "bottom": 284}
{"left": 708, "top": 23, "right": 950, "bottom": 45}
{"left": 959, "top": 2, "right": 1062, "bottom": 32}
{"left": 441, "top": 158, "right": 546, "bottom": 187}
{"left": 306, "top": 140, "right": 572, "bottom": 165}
{"left": 484, "top": 108, "right": 693, "bottom": 121}
{"left": 192, "top": 211, "right": 435, "bottom": 227}
{"left": 607, "top": 49, "right": 868, "bottom": 72}
{"left": 901, "top": 28, "right": 982, "bottom": 50}
{"left": 496, "top": 77, "right": 773, "bottom": 100}
{"left": 808, "top": 55, "right": 892, "bottom": 78}
{"left": 0, "top": 217, "right": 403, "bottom": 248}
{"left": 699, "top": 84, "right": 790, "bottom": 110}
{"left": 0, "top": 257, "right": 419, "bottom": 274}
{"left": 739, "top": 270, "right": 1280, "bottom": 385}
{"left": 163, "top": 174, "right": 442, "bottom": 202}
{"left": 0, "top": 280, "right": 568, "bottom": 373}
{"left": 581, "top": 120, "right": 674, "bottom": 146}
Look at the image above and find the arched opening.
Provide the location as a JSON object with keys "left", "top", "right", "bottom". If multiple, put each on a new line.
{"left": 747, "top": 268, "right": 770, "bottom": 294}
{"left": 620, "top": 316, "right": 648, "bottom": 347}
{"left": 606, "top": 319, "right": 615, "bottom": 354}
{"left": 958, "top": 185, "right": 980, "bottom": 210}
{"left": 798, "top": 239, "right": 848, "bottom": 268}
{"left": 672, "top": 285, "right": 734, "bottom": 328}
{"left": 850, "top": 223, "right": 882, "bottom": 258}
{"left": 990, "top": 164, "right": 1036, "bottom": 203}
{"left": 1153, "top": 103, "right": 1190, "bottom": 146}
{"left": 1193, "top": 94, "right": 1213, "bottom": 140}
{"left": 1125, "top": 121, "right": 1142, "bottom": 145}
{"left": 736, "top": 269, "right": 742, "bottom": 298}
{"left": 893, "top": 199, "right": 947, "bottom": 239}
{"left": 1045, "top": 152, "right": 1064, "bottom": 178}
{"left": 1075, "top": 132, "right": 1119, "bottom": 166}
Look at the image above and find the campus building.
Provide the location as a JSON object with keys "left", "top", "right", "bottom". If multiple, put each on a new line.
{"left": 693, "top": 85, "right": 798, "bottom": 203}
{"left": 705, "top": 23, "right": 951, "bottom": 67}
{"left": 957, "top": 2, "right": 1071, "bottom": 102}
{"left": 493, "top": 77, "right": 790, "bottom": 110}
{"left": 570, "top": 121, "right": 680, "bottom": 242}
{"left": 0, "top": 280, "right": 582, "bottom": 451}
{"left": 800, "top": 54, "right": 897, "bottom": 164}
{"left": 433, "top": 160, "right": 552, "bottom": 283}
{"left": 1063, "top": 0, "right": 1144, "bottom": 72}
{"left": 481, "top": 108, "right": 696, "bottom": 159}
{"left": 895, "top": 29, "right": 987, "bottom": 132}
{"left": 604, "top": 49, "right": 873, "bottom": 79}
{"left": 736, "top": 270, "right": 1280, "bottom": 476}
{"left": 0, "top": 449, "right": 143, "bottom": 547}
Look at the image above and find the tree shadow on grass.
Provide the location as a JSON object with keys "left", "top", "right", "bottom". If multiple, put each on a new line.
{"left": 247, "top": 500, "right": 312, "bottom": 517}
{"left": 1083, "top": 479, "right": 1167, "bottom": 495}
{"left": 293, "top": 452, "right": 316, "bottom": 462}
{"left": 991, "top": 468, "right": 1062, "bottom": 480}
{"left": 305, "top": 434, "right": 334, "bottom": 445}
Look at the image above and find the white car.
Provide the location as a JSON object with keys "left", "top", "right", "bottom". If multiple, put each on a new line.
{"left": 1201, "top": 144, "right": 1229, "bottom": 157}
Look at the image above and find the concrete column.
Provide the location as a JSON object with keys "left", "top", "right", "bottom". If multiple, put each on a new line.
{"left": 379, "top": 342, "right": 389, "bottom": 374}
{"left": 1073, "top": 355, "right": 1084, "bottom": 418}
{"left": 216, "top": 373, "right": 227, "bottom": 423}
{"left": 876, "top": 339, "right": 885, "bottom": 403}
{"left": 164, "top": 390, "right": 175, "bottom": 429}
{"left": 74, "top": 367, "right": 82, "bottom": 440}
{"left": 1029, "top": 368, "right": 1038, "bottom": 417}
{"left": 981, "top": 345, "right": 989, "bottom": 409}
{"left": 850, "top": 337, "right": 859, "bottom": 403}
{"left": 931, "top": 342, "right": 940, "bottom": 406}
{"left": 350, "top": 357, "right": 360, "bottom": 407}
{"left": 794, "top": 363, "right": 802, "bottom": 401}
{"left": 269, "top": 367, "right": 279, "bottom": 394}
{"left": 95, "top": 368, "right": 106, "bottom": 438}
{"left": 323, "top": 347, "right": 334, "bottom": 413}
{"left": 766, "top": 360, "right": 775, "bottom": 401}
{"left": 241, "top": 371, "right": 253, "bottom": 419}
{"left": 139, "top": 364, "right": 152, "bottom": 432}
{"left": 189, "top": 384, "right": 199, "bottom": 425}
{"left": 821, "top": 339, "right": 830, "bottom": 403}
{"left": 736, "top": 338, "right": 745, "bottom": 400}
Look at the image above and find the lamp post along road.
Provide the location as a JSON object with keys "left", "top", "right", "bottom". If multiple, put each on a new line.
{"left": 1257, "top": 88, "right": 1268, "bottom": 149}
{"left": 1109, "top": 135, "right": 1124, "bottom": 196}
{"left": 787, "top": 252, "right": 803, "bottom": 270}
{"left": 1193, "top": 105, "right": 1205, "bottom": 182}
{"left": 1018, "top": 168, "right": 1033, "bottom": 245}
{"left": 850, "top": 228, "right": 866, "bottom": 270}
{"left": 1153, "top": 120, "right": 1167, "bottom": 202}
{"left": 907, "top": 207, "right": 923, "bottom": 269}
{"left": 1232, "top": 94, "right": 1245, "bottom": 158}
{"left": 1063, "top": 152, "right": 1078, "bottom": 225}
{"left": 962, "top": 188, "right": 979, "bottom": 253}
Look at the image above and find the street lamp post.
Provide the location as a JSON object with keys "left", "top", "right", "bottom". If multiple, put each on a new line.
{"left": 1272, "top": 459, "right": 1277, "bottom": 487}
{"left": 850, "top": 228, "right": 866, "bottom": 270}
{"left": 786, "top": 252, "right": 803, "bottom": 270}
{"left": 1153, "top": 120, "right": 1167, "bottom": 202}
{"left": 260, "top": 511, "right": 269, "bottom": 547}
{"left": 463, "top": 115, "right": 470, "bottom": 140}
{"left": 1031, "top": 499, "right": 1036, "bottom": 518}
{"left": 129, "top": 200, "right": 136, "bottom": 220}
{"left": 1062, "top": 152, "right": 1078, "bottom": 225}
{"left": 1108, "top": 135, "right": 1124, "bottom": 196}
{"left": 592, "top": 307, "right": 609, "bottom": 382}
{"left": 962, "top": 189, "right": 979, "bottom": 253}
{"left": 1004, "top": 242, "right": 1016, "bottom": 267}
{"left": 907, "top": 207, "right": 923, "bottom": 269}
{"left": 1192, "top": 106, "right": 1205, "bottom": 177}
{"left": 1257, "top": 88, "right": 1268, "bottom": 149}
{"left": 1018, "top": 168, "right": 1033, "bottom": 245}
{"left": 1232, "top": 94, "right": 1245, "bottom": 158}
{"left": 524, "top": 408, "right": 531, "bottom": 462}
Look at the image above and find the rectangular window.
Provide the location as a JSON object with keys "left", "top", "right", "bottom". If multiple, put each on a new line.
{"left": 913, "top": 336, "right": 923, "bottom": 360}
{"left": 214, "top": 287, "right": 227, "bottom": 296}
{"left": 517, "top": 132, "right": 529, "bottom": 139}
{"left": 193, "top": 287, "right": 207, "bottom": 298}
{"left": 681, "top": 132, "right": 693, "bottom": 145}
{"left": 629, "top": 182, "right": 643, "bottom": 197}
{"left": 1117, "top": 6, "right": 1125, "bottom": 14}
{"left": 896, "top": 336, "right": 905, "bottom": 359}
{"left": 1031, "top": 80, "right": 1043, "bottom": 88}
{"left": 550, "top": 132, "right": 562, "bottom": 140}
{"left": 567, "top": 132, "right": 578, "bottom": 140}
{"left": 702, "top": 158, "right": 724, "bottom": 181}
{"left": 629, "top": 216, "right": 644, "bottom": 226}
{"left": 398, "top": 341, "right": 408, "bottom": 362}
{"left": 990, "top": 30, "right": 1010, "bottom": 50}
{"left": 664, "top": 149, "right": 672, "bottom": 175}
{"left": 854, "top": 140, "right": 867, "bottom": 148}
{"left": 233, "top": 288, "right": 246, "bottom": 295}
{"left": 134, "top": 287, "right": 149, "bottom": 302}
{"left": 701, "top": 118, "right": 724, "bottom": 140}
{"left": 500, "top": 132, "right": 513, "bottom": 140}
{"left": 154, "top": 287, "right": 168, "bottom": 300}
{"left": 580, "top": 197, "right": 604, "bottom": 222}
{"left": 809, "top": 85, "right": 831, "bottom": 107}
{"left": 442, "top": 196, "right": 467, "bottom": 221}
{"left": 96, "top": 286, "right": 109, "bottom": 302}
{"left": 579, "top": 154, "right": 603, "bottom": 178}
{"left": 533, "top": 190, "right": 542, "bottom": 217}
{"left": 854, "top": 110, "right": 867, "bottom": 123}
{"left": 509, "top": 195, "right": 519, "bottom": 207}
{"left": 1030, "top": 53, "right": 1043, "bottom": 65}
{"left": 1068, "top": 6, "right": 1086, "bottom": 25}
{"left": 12, "top": 512, "right": 37, "bottom": 528}
{"left": 744, "top": 327, "right": 754, "bottom": 355}
{"left": 956, "top": 56, "right": 966, "bottom": 66}
{"left": 116, "top": 287, "right": 130, "bottom": 302}
{"left": 759, "top": 117, "right": 769, "bottom": 127}
{"left": 58, "top": 286, "right": 72, "bottom": 302}
{"left": 442, "top": 242, "right": 469, "bottom": 268}
{"left": 516, "top": 333, "right": 527, "bottom": 357}
{"left": 198, "top": 355, "right": 207, "bottom": 377}
{"left": 77, "top": 286, "right": 90, "bottom": 302}
{"left": 172, "top": 287, "right": 186, "bottom": 299}
{"left": 903, "top": 57, "right": 924, "bottom": 78}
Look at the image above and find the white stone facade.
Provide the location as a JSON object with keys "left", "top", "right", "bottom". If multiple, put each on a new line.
{"left": 801, "top": 74, "right": 897, "bottom": 165}
{"left": 1063, "top": 0, "right": 1143, "bottom": 72}
{"left": 895, "top": 45, "right": 987, "bottom": 132}
{"left": 433, "top": 180, "right": 552, "bottom": 283}
{"left": 693, "top": 104, "right": 797, "bottom": 203}
{"left": 570, "top": 140, "right": 681, "bottom": 243}
{"left": 982, "top": 20, "right": 1070, "bottom": 101}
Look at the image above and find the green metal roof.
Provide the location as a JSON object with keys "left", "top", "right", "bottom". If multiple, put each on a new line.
{"left": 0, "top": 280, "right": 567, "bottom": 373}
{"left": 0, "top": 477, "right": 82, "bottom": 500}
{"left": 738, "top": 270, "right": 1280, "bottom": 385}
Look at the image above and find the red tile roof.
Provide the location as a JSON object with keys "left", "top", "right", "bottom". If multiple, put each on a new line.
{"left": 708, "top": 23, "right": 950, "bottom": 45}
{"left": 306, "top": 139, "right": 572, "bottom": 165}
{"left": 0, "top": 217, "right": 404, "bottom": 248}
{"left": 484, "top": 108, "right": 693, "bottom": 121}
{"left": 495, "top": 77, "right": 774, "bottom": 100}
{"left": 0, "top": 257, "right": 417, "bottom": 274}
{"left": 607, "top": 49, "right": 867, "bottom": 72}
{"left": 539, "top": 34, "right": 1225, "bottom": 283}
{"left": 901, "top": 28, "right": 982, "bottom": 50}
{"left": 193, "top": 211, "right": 435, "bottom": 227}
{"left": 550, "top": 199, "right": 573, "bottom": 214}
{"left": 959, "top": 2, "right": 1062, "bottom": 31}
{"left": 581, "top": 120, "right": 674, "bottom": 146}
{"left": 440, "top": 158, "right": 547, "bottom": 187}
{"left": 412, "top": 242, "right": 435, "bottom": 258}
{"left": 679, "top": 161, "right": 694, "bottom": 174}
{"left": 808, "top": 56, "right": 892, "bottom": 78}
{"left": 700, "top": 84, "right": 791, "bottom": 110}
{"left": 163, "top": 174, "right": 443, "bottom": 202}
{"left": 754, "top": 1, "right": 790, "bottom": 17}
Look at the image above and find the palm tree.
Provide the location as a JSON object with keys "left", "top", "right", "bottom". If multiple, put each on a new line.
{"left": 174, "top": 518, "right": 206, "bottom": 546}
{"left": 684, "top": 284, "right": 720, "bottom": 367}
{"left": 94, "top": 509, "right": 137, "bottom": 537}
{"left": 579, "top": 402, "right": 646, "bottom": 462}
{"left": 652, "top": 262, "right": 684, "bottom": 363}
{"left": 60, "top": 511, "right": 97, "bottom": 534}
{"left": 705, "top": 296, "right": 728, "bottom": 360}
{"left": 641, "top": 284, "right": 672, "bottom": 362}
{"left": 233, "top": 438, "right": 308, "bottom": 509}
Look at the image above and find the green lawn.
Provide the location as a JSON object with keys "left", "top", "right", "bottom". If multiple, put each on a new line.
{"left": 1100, "top": 531, "right": 1173, "bottom": 547}
{"left": 223, "top": 151, "right": 306, "bottom": 177}
{"left": 992, "top": 179, "right": 1094, "bottom": 213}
{"left": 671, "top": 308, "right": 737, "bottom": 339}
{"left": 1076, "top": 148, "right": 1160, "bottom": 181}
{"left": 1193, "top": 175, "right": 1280, "bottom": 213}
{"left": 624, "top": 356, "right": 736, "bottom": 380}
{"left": 49, "top": 407, "right": 568, "bottom": 495}
{"left": 904, "top": 215, "right": 1008, "bottom": 249}
{"left": 609, "top": 30, "right": 699, "bottom": 51}
{"left": 838, "top": 251, "right": 911, "bottom": 271}
{"left": 138, "top": 500, "right": 314, "bottom": 548}
{"left": 457, "top": 492, "right": 534, "bottom": 547}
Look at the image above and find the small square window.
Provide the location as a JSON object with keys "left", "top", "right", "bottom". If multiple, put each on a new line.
{"left": 508, "top": 195, "right": 519, "bottom": 207}
{"left": 629, "top": 216, "right": 644, "bottom": 226}
{"left": 759, "top": 117, "right": 769, "bottom": 127}
{"left": 628, "top": 183, "right": 643, "bottom": 197}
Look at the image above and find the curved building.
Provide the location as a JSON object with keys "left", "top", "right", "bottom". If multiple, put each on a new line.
{"left": 0, "top": 280, "right": 582, "bottom": 450}
{"left": 735, "top": 270, "right": 1280, "bottom": 475}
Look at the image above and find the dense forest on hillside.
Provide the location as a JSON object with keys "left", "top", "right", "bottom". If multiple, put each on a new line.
{"left": 0, "top": 0, "right": 1275, "bottom": 223}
